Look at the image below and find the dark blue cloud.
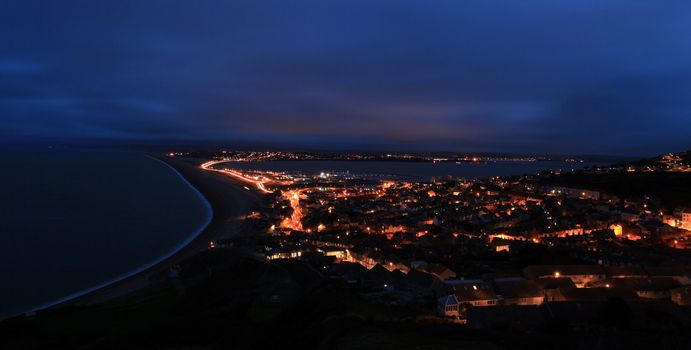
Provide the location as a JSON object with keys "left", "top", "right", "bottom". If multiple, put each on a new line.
{"left": 1, "top": 0, "right": 690, "bottom": 155}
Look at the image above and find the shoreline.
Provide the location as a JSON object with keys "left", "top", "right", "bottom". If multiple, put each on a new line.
{"left": 2, "top": 154, "right": 265, "bottom": 321}
{"left": 20, "top": 156, "right": 214, "bottom": 316}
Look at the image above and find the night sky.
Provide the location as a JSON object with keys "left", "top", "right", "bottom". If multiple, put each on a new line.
{"left": 2, "top": 1, "right": 690, "bottom": 155}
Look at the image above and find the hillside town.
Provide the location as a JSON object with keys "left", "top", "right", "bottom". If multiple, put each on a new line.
{"left": 196, "top": 150, "right": 691, "bottom": 329}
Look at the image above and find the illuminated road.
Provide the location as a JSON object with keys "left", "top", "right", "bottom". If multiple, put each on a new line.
{"left": 280, "top": 189, "right": 307, "bottom": 231}
{"left": 200, "top": 159, "right": 273, "bottom": 193}
{"left": 201, "top": 159, "right": 310, "bottom": 232}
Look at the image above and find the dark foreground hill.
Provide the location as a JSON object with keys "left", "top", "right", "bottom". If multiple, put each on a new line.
{"left": 2, "top": 249, "right": 691, "bottom": 350}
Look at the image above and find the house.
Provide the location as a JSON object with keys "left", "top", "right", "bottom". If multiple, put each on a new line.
{"left": 437, "top": 294, "right": 460, "bottom": 317}
{"left": 534, "top": 277, "right": 577, "bottom": 302}
{"left": 523, "top": 265, "right": 606, "bottom": 288}
{"left": 592, "top": 277, "right": 681, "bottom": 300}
{"left": 317, "top": 246, "right": 349, "bottom": 261}
{"left": 442, "top": 280, "right": 499, "bottom": 312}
{"left": 405, "top": 269, "right": 443, "bottom": 299}
{"left": 367, "top": 264, "right": 396, "bottom": 290}
{"left": 494, "top": 279, "right": 544, "bottom": 305}
{"left": 265, "top": 245, "right": 306, "bottom": 260}
{"left": 674, "top": 208, "right": 691, "bottom": 230}
{"left": 420, "top": 263, "right": 456, "bottom": 281}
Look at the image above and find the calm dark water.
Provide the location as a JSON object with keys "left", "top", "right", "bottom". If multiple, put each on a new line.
{"left": 0, "top": 150, "right": 211, "bottom": 317}
{"left": 217, "top": 160, "right": 602, "bottom": 180}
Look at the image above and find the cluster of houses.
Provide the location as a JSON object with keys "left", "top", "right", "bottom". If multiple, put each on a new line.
{"left": 319, "top": 259, "right": 691, "bottom": 329}
{"left": 321, "top": 260, "right": 691, "bottom": 309}
{"left": 433, "top": 264, "right": 691, "bottom": 328}
{"left": 227, "top": 152, "right": 691, "bottom": 330}
{"left": 663, "top": 208, "right": 691, "bottom": 231}
{"left": 264, "top": 168, "right": 691, "bottom": 254}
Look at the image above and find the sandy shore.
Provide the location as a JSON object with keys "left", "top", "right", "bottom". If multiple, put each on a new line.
{"left": 32, "top": 155, "right": 266, "bottom": 312}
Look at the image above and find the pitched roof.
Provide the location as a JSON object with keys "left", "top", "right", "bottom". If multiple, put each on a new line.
{"left": 370, "top": 264, "right": 392, "bottom": 276}
{"left": 368, "top": 264, "right": 394, "bottom": 286}
{"left": 494, "top": 280, "right": 544, "bottom": 299}
{"left": 391, "top": 269, "right": 407, "bottom": 284}
{"left": 533, "top": 277, "right": 577, "bottom": 290}
{"left": 420, "top": 263, "right": 456, "bottom": 278}
{"left": 449, "top": 282, "right": 498, "bottom": 302}
{"left": 438, "top": 294, "right": 459, "bottom": 306}
{"left": 405, "top": 269, "right": 440, "bottom": 288}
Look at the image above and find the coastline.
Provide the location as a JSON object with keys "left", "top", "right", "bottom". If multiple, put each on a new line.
{"left": 4, "top": 154, "right": 265, "bottom": 320}
{"left": 20, "top": 156, "right": 213, "bottom": 315}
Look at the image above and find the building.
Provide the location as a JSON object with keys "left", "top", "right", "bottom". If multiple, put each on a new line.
{"left": 682, "top": 209, "right": 691, "bottom": 230}
{"left": 419, "top": 263, "right": 456, "bottom": 281}
{"left": 534, "top": 277, "right": 577, "bottom": 302}
{"left": 405, "top": 269, "right": 443, "bottom": 299}
{"left": 367, "top": 264, "right": 401, "bottom": 290}
{"left": 437, "top": 294, "right": 460, "bottom": 317}
{"left": 441, "top": 280, "right": 499, "bottom": 312}
{"left": 668, "top": 208, "right": 691, "bottom": 230}
{"left": 317, "top": 246, "right": 349, "bottom": 261}
{"left": 493, "top": 279, "right": 544, "bottom": 305}
{"left": 592, "top": 278, "right": 681, "bottom": 300}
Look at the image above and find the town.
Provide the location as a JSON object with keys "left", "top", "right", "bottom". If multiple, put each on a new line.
{"left": 189, "top": 150, "right": 691, "bottom": 329}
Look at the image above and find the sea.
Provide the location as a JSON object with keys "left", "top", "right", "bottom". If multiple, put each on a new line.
{"left": 216, "top": 160, "right": 604, "bottom": 180}
{"left": 0, "top": 150, "right": 211, "bottom": 318}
